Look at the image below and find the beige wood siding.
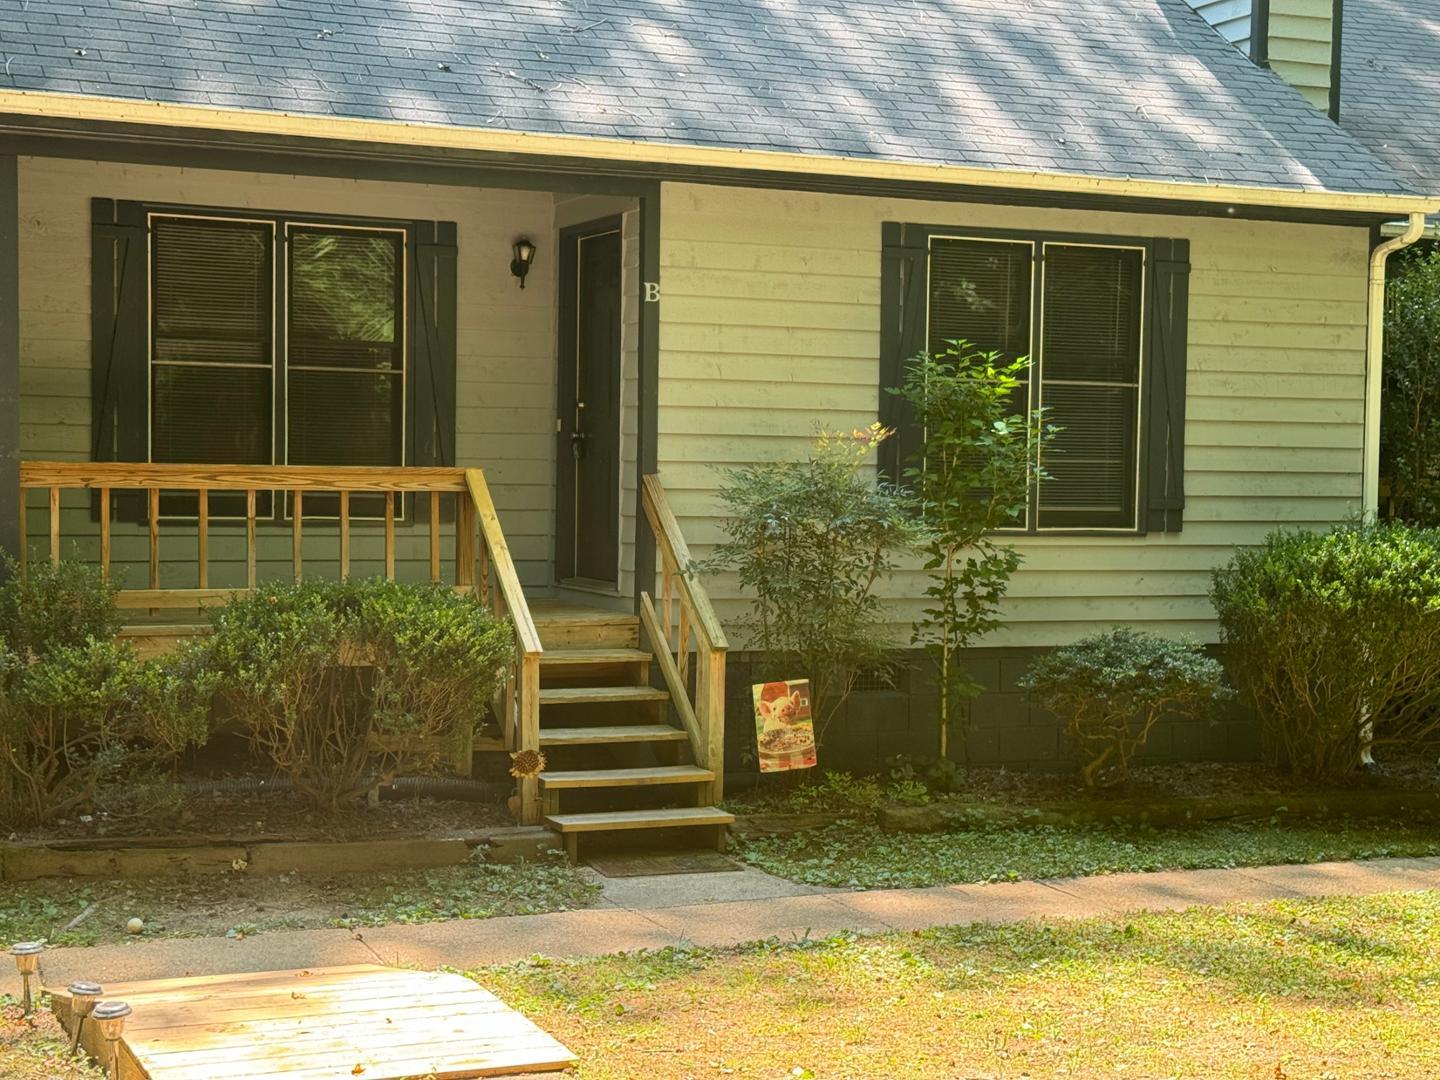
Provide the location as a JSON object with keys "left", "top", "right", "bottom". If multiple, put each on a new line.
{"left": 1268, "top": 0, "right": 1335, "bottom": 111}
{"left": 17, "top": 157, "right": 560, "bottom": 590}
{"left": 656, "top": 182, "right": 1369, "bottom": 648}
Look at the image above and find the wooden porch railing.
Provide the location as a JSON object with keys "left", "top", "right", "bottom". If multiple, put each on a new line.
{"left": 17, "top": 462, "right": 545, "bottom": 822}
{"left": 639, "top": 473, "right": 728, "bottom": 804}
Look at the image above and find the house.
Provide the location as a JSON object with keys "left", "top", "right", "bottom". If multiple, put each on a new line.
{"left": 0, "top": 0, "right": 1432, "bottom": 839}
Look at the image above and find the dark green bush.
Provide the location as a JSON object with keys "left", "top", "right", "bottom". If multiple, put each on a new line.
{"left": 0, "top": 556, "right": 120, "bottom": 660}
{"left": 0, "top": 636, "right": 211, "bottom": 826}
{"left": 207, "top": 578, "right": 512, "bottom": 811}
{"left": 1382, "top": 248, "right": 1440, "bottom": 525}
{"left": 1210, "top": 522, "right": 1440, "bottom": 781}
{"left": 1019, "top": 628, "right": 1229, "bottom": 789}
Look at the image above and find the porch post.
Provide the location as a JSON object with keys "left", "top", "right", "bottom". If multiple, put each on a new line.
{"left": 633, "top": 182, "right": 660, "bottom": 609}
{"left": 0, "top": 155, "right": 19, "bottom": 567}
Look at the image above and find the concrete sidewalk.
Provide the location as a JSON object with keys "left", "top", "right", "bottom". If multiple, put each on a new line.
{"left": 9, "top": 855, "right": 1440, "bottom": 997}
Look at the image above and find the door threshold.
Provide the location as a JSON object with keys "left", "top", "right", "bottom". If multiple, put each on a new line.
{"left": 557, "top": 577, "right": 625, "bottom": 599}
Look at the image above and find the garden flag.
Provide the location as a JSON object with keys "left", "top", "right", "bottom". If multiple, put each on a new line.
{"left": 753, "top": 679, "right": 817, "bottom": 772}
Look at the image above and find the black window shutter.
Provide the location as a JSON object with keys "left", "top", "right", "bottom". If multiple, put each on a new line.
{"left": 1144, "top": 238, "right": 1191, "bottom": 534}
{"left": 409, "top": 220, "right": 458, "bottom": 469}
{"left": 90, "top": 198, "right": 148, "bottom": 522}
{"left": 878, "top": 222, "right": 928, "bottom": 484}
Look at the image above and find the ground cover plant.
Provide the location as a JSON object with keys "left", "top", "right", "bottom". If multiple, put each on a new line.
{"left": 1, "top": 995, "right": 105, "bottom": 1080}
{"left": 733, "top": 818, "right": 1440, "bottom": 889}
{"left": 0, "top": 855, "right": 598, "bottom": 948}
{"left": 482, "top": 891, "right": 1440, "bottom": 1079}
{"left": 1211, "top": 521, "right": 1440, "bottom": 781}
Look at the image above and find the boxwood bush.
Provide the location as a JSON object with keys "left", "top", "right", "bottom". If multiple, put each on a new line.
{"left": 207, "top": 579, "right": 512, "bottom": 811}
{"left": 1210, "top": 522, "right": 1440, "bottom": 781}
{"left": 0, "top": 561, "right": 211, "bottom": 827}
{"left": 1019, "top": 628, "right": 1229, "bottom": 789}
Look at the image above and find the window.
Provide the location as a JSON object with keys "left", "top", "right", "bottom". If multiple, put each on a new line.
{"left": 880, "top": 223, "right": 1190, "bottom": 534}
{"left": 91, "top": 200, "right": 458, "bottom": 522}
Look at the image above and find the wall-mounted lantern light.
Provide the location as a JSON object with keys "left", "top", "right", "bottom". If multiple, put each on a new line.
{"left": 510, "top": 237, "right": 536, "bottom": 289}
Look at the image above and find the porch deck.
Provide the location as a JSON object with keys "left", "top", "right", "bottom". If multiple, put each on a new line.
{"left": 18, "top": 462, "right": 729, "bottom": 848}
{"left": 51, "top": 964, "right": 576, "bottom": 1079}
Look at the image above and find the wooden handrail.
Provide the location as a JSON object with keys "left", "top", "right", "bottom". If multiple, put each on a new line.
{"left": 20, "top": 462, "right": 469, "bottom": 492}
{"left": 641, "top": 473, "right": 727, "bottom": 803}
{"left": 464, "top": 469, "right": 542, "bottom": 658}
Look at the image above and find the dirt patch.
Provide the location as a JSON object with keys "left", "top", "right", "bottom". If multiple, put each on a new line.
{"left": 7, "top": 788, "right": 511, "bottom": 845}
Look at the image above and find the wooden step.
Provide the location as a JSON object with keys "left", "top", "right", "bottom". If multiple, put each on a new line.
{"left": 539, "top": 685, "right": 669, "bottom": 706}
{"left": 540, "top": 647, "right": 652, "bottom": 666}
{"left": 532, "top": 605, "right": 640, "bottom": 649}
{"left": 538, "top": 765, "right": 714, "bottom": 789}
{"left": 540, "top": 724, "right": 690, "bottom": 747}
{"left": 545, "top": 806, "right": 735, "bottom": 833}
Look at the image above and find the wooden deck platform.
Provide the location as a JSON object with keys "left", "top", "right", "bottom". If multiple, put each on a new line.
{"left": 51, "top": 964, "right": 576, "bottom": 1079}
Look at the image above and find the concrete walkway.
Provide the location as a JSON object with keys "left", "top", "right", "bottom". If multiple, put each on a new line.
{"left": 9, "top": 856, "right": 1440, "bottom": 997}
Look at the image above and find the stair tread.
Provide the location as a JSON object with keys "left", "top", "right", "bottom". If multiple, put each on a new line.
{"left": 539, "top": 765, "right": 714, "bottom": 788}
{"left": 540, "top": 724, "right": 689, "bottom": 746}
{"left": 539, "top": 685, "right": 669, "bottom": 705}
{"left": 540, "top": 648, "right": 652, "bottom": 665}
{"left": 546, "top": 806, "right": 735, "bottom": 832}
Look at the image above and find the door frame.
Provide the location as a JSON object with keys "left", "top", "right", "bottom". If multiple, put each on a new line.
{"left": 554, "top": 214, "right": 625, "bottom": 591}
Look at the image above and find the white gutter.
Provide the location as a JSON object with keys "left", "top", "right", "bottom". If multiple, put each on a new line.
{"left": 1364, "top": 211, "right": 1428, "bottom": 514}
{"left": 1, "top": 89, "right": 1439, "bottom": 219}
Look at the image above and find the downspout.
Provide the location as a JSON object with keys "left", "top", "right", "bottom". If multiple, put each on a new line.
{"left": 1363, "top": 211, "right": 1427, "bottom": 516}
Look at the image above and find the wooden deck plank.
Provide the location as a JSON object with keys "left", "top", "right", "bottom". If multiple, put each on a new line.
{"left": 539, "top": 685, "right": 668, "bottom": 706}
{"left": 539, "top": 765, "right": 714, "bottom": 789}
{"left": 545, "top": 806, "right": 736, "bottom": 832}
{"left": 52, "top": 964, "right": 574, "bottom": 1080}
{"left": 540, "top": 724, "right": 689, "bottom": 746}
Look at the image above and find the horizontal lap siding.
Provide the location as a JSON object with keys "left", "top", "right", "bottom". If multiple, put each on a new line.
{"left": 656, "top": 182, "right": 1368, "bottom": 648}
{"left": 17, "top": 157, "right": 558, "bottom": 590}
{"left": 1267, "top": 0, "right": 1335, "bottom": 112}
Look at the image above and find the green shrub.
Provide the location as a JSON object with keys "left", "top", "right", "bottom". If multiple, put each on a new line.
{"left": 1019, "top": 628, "right": 1229, "bottom": 789}
{"left": 885, "top": 753, "right": 964, "bottom": 795}
{"left": 0, "top": 637, "right": 209, "bottom": 826}
{"left": 1209, "top": 522, "right": 1440, "bottom": 781}
{"left": 0, "top": 557, "right": 120, "bottom": 660}
{"left": 1382, "top": 248, "right": 1440, "bottom": 525}
{"left": 207, "top": 579, "right": 512, "bottom": 811}
{"left": 701, "top": 425, "right": 923, "bottom": 742}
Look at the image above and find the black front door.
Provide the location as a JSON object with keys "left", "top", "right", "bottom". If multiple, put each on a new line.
{"left": 556, "top": 219, "right": 623, "bottom": 587}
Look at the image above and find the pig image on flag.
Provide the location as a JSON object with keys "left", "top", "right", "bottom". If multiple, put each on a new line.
{"left": 752, "top": 679, "right": 817, "bottom": 772}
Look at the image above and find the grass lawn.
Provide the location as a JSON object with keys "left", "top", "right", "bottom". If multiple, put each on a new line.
{"left": 484, "top": 891, "right": 1440, "bottom": 1079}
{"left": 0, "top": 857, "right": 599, "bottom": 948}
{"left": 734, "top": 819, "right": 1440, "bottom": 888}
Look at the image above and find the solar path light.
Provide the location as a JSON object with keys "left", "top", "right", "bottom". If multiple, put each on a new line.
{"left": 91, "top": 1000, "right": 132, "bottom": 1079}
{"left": 67, "top": 980, "right": 103, "bottom": 1054}
{"left": 9, "top": 941, "right": 43, "bottom": 1016}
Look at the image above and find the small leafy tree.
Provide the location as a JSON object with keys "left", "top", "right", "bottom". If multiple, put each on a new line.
{"left": 891, "top": 343, "right": 1052, "bottom": 759}
{"left": 1382, "top": 247, "right": 1440, "bottom": 525}
{"left": 1019, "top": 628, "right": 1230, "bottom": 789}
{"left": 702, "top": 425, "right": 923, "bottom": 742}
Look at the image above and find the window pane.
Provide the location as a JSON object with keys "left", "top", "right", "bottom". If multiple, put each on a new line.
{"left": 288, "top": 370, "right": 403, "bottom": 467}
{"left": 1038, "top": 244, "right": 1144, "bottom": 529}
{"left": 927, "top": 238, "right": 1032, "bottom": 361}
{"left": 289, "top": 229, "right": 401, "bottom": 372}
{"left": 150, "top": 216, "right": 274, "bottom": 493}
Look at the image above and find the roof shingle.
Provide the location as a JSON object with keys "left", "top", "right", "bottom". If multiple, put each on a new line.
{"left": 0, "top": 0, "right": 1416, "bottom": 196}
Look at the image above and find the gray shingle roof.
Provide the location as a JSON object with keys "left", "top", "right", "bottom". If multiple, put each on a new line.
{"left": 1341, "top": 0, "right": 1440, "bottom": 190}
{"left": 0, "top": 0, "right": 1416, "bottom": 196}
